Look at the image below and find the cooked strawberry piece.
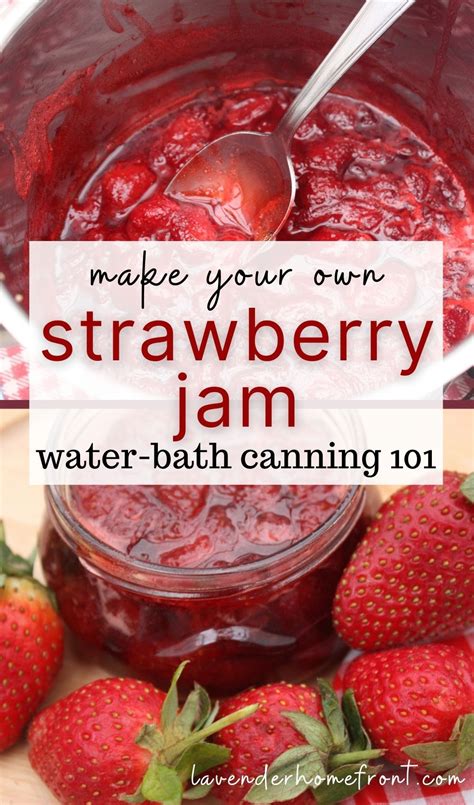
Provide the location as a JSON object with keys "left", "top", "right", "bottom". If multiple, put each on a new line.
{"left": 162, "top": 108, "right": 212, "bottom": 169}
{"left": 321, "top": 97, "right": 358, "bottom": 132}
{"left": 169, "top": 203, "right": 218, "bottom": 240}
{"left": 154, "top": 484, "right": 209, "bottom": 517}
{"left": 217, "top": 484, "right": 282, "bottom": 508}
{"left": 218, "top": 227, "right": 250, "bottom": 240}
{"left": 126, "top": 193, "right": 180, "bottom": 239}
{"left": 443, "top": 253, "right": 471, "bottom": 299}
{"left": 65, "top": 187, "right": 102, "bottom": 237}
{"left": 444, "top": 303, "right": 471, "bottom": 350}
{"left": 341, "top": 200, "right": 384, "bottom": 232}
{"left": 427, "top": 166, "right": 467, "bottom": 212}
{"left": 223, "top": 91, "right": 274, "bottom": 128}
{"left": 292, "top": 173, "right": 345, "bottom": 231}
{"left": 126, "top": 191, "right": 217, "bottom": 240}
{"left": 202, "top": 504, "right": 238, "bottom": 552}
{"left": 311, "top": 226, "right": 375, "bottom": 241}
{"left": 304, "top": 139, "right": 354, "bottom": 174}
{"left": 248, "top": 511, "right": 294, "bottom": 545}
{"left": 101, "top": 160, "right": 155, "bottom": 214}
{"left": 404, "top": 164, "right": 431, "bottom": 201}
{"left": 81, "top": 225, "right": 127, "bottom": 240}
{"left": 160, "top": 534, "right": 213, "bottom": 568}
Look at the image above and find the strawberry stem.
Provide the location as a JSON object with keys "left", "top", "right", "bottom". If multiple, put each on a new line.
{"left": 0, "top": 522, "right": 35, "bottom": 581}
{"left": 329, "top": 749, "right": 383, "bottom": 769}
{"left": 461, "top": 473, "right": 474, "bottom": 504}
{"left": 166, "top": 703, "right": 258, "bottom": 762}
{"left": 404, "top": 714, "right": 474, "bottom": 775}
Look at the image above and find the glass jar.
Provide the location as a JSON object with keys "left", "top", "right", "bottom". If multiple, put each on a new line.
{"left": 39, "top": 484, "right": 376, "bottom": 695}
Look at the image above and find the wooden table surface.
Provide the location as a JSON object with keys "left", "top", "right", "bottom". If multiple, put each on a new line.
{"left": 0, "top": 410, "right": 472, "bottom": 803}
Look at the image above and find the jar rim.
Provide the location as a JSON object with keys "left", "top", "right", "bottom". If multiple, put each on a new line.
{"left": 46, "top": 484, "right": 363, "bottom": 595}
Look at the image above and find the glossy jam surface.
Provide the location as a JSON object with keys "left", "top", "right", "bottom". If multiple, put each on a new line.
{"left": 40, "top": 484, "right": 371, "bottom": 694}
{"left": 70, "top": 484, "right": 347, "bottom": 568}
{"left": 63, "top": 88, "right": 473, "bottom": 349}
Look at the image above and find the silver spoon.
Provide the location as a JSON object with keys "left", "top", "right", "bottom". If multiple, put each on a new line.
{"left": 166, "top": 0, "right": 415, "bottom": 240}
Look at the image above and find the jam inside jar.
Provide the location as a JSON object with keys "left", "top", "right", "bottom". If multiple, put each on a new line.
{"left": 39, "top": 483, "right": 375, "bottom": 694}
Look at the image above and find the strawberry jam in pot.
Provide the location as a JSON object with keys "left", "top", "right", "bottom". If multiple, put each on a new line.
{"left": 39, "top": 484, "right": 374, "bottom": 694}
{"left": 62, "top": 89, "right": 473, "bottom": 350}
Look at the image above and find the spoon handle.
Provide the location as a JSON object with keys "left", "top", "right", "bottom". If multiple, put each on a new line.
{"left": 276, "top": 0, "right": 416, "bottom": 144}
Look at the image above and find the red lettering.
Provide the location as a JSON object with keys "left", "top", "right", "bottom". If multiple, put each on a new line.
{"left": 142, "top": 320, "right": 174, "bottom": 361}
{"left": 242, "top": 386, "right": 295, "bottom": 427}
{"left": 294, "top": 321, "right": 328, "bottom": 361}
{"left": 399, "top": 320, "right": 433, "bottom": 376}
{"left": 248, "top": 307, "right": 284, "bottom": 361}
{"left": 80, "top": 311, "right": 102, "bottom": 361}
{"left": 112, "top": 319, "right": 134, "bottom": 361}
{"left": 340, "top": 320, "right": 363, "bottom": 361}
{"left": 42, "top": 320, "right": 73, "bottom": 361}
{"left": 197, "top": 387, "right": 230, "bottom": 428}
{"left": 184, "top": 320, "right": 237, "bottom": 360}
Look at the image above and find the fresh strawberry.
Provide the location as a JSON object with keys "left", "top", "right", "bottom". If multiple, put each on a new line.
{"left": 102, "top": 160, "right": 156, "bottom": 215}
{"left": 0, "top": 523, "right": 64, "bottom": 752}
{"left": 333, "top": 471, "right": 474, "bottom": 650}
{"left": 212, "top": 680, "right": 382, "bottom": 804}
{"left": 29, "top": 662, "right": 256, "bottom": 804}
{"left": 30, "top": 677, "right": 165, "bottom": 803}
{"left": 344, "top": 642, "right": 474, "bottom": 776}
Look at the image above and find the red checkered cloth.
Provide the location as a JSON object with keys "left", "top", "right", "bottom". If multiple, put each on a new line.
{"left": 332, "top": 632, "right": 474, "bottom": 804}
{"left": 0, "top": 344, "right": 29, "bottom": 400}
